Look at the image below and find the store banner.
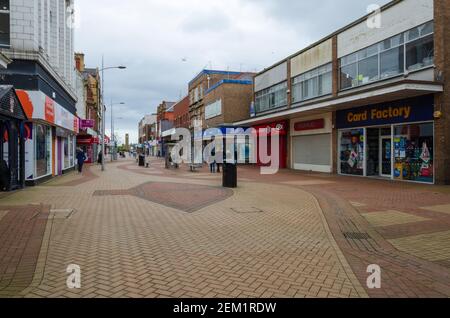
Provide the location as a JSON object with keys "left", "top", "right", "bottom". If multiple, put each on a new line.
{"left": 253, "top": 121, "right": 288, "bottom": 136}
{"left": 336, "top": 96, "right": 434, "bottom": 129}
{"left": 16, "top": 90, "right": 79, "bottom": 134}
{"left": 80, "top": 119, "right": 95, "bottom": 129}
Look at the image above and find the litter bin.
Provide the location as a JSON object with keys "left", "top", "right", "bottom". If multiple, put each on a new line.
{"left": 222, "top": 163, "right": 237, "bottom": 188}
{"left": 138, "top": 154, "right": 145, "bottom": 167}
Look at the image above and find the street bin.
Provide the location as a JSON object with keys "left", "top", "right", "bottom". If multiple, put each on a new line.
{"left": 138, "top": 154, "right": 145, "bottom": 167}
{"left": 222, "top": 163, "right": 237, "bottom": 188}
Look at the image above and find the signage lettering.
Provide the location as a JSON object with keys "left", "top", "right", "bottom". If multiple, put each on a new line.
{"left": 294, "top": 119, "right": 325, "bottom": 131}
{"left": 347, "top": 106, "right": 411, "bottom": 123}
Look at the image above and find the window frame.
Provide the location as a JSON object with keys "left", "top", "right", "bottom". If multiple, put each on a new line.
{"left": 0, "top": 0, "right": 10, "bottom": 48}
{"left": 254, "top": 81, "right": 288, "bottom": 114}
{"left": 292, "top": 63, "right": 333, "bottom": 104}
{"left": 339, "top": 20, "right": 434, "bottom": 91}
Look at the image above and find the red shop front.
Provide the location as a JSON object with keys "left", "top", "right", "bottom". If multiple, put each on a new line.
{"left": 252, "top": 120, "right": 288, "bottom": 169}
{"left": 76, "top": 136, "right": 100, "bottom": 164}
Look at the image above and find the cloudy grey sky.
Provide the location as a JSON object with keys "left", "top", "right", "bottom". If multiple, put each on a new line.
{"left": 74, "top": 0, "right": 390, "bottom": 144}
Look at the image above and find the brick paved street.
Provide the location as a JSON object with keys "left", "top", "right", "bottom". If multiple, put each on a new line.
{"left": 1, "top": 157, "right": 450, "bottom": 298}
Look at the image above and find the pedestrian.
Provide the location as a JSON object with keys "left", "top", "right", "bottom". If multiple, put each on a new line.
{"left": 76, "top": 148, "right": 87, "bottom": 173}
{"left": 209, "top": 149, "right": 217, "bottom": 173}
{"left": 97, "top": 151, "right": 103, "bottom": 165}
{"left": 216, "top": 150, "right": 223, "bottom": 173}
{"left": 0, "top": 159, "right": 10, "bottom": 191}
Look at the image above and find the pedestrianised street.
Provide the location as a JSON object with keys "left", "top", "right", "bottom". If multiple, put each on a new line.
{"left": 1, "top": 158, "right": 450, "bottom": 298}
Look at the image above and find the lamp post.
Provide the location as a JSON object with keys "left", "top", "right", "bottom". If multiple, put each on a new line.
{"left": 111, "top": 101, "right": 125, "bottom": 162}
{"left": 100, "top": 56, "right": 126, "bottom": 172}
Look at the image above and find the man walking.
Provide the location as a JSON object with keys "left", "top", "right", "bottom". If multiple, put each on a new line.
{"left": 76, "top": 148, "right": 87, "bottom": 173}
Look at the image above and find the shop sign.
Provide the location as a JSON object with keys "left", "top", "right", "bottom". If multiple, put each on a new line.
{"left": 80, "top": 119, "right": 95, "bottom": 129}
{"left": 336, "top": 96, "right": 434, "bottom": 129}
{"left": 294, "top": 119, "right": 325, "bottom": 131}
{"left": 16, "top": 90, "right": 79, "bottom": 133}
{"left": 253, "top": 121, "right": 287, "bottom": 136}
{"left": 44, "top": 96, "right": 55, "bottom": 123}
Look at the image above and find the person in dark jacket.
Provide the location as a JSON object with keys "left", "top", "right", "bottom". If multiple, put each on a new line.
{"left": 97, "top": 151, "right": 103, "bottom": 165}
{"left": 76, "top": 148, "right": 87, "bottom": 173}
{"left": 0, "top": 159, "right": 10, "bottom": 191}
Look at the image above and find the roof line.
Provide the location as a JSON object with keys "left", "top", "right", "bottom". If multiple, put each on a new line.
{"left": 255, "top": 0, "right": 402, "bottom": 77}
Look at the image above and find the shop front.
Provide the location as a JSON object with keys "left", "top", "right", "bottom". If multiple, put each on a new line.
{"left": 77, "top": 135, "right": 100, "bottom": 164}
{"left": 16, "top": 90, "right": 79, "bottom": 184}
{"left": 290, "top": 114, "right": 332, "bottom": 173}
{"left": 0, "top": 86, "right": 27, "bottom": 191}
{"left": 252, "top": 121, "right": 288, "bottom": 169}
{"left": 336, "top": 95, "right": 435, "bottom": 183}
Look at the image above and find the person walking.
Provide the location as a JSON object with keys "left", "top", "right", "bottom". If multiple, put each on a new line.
{"left": 209, "top": 149, "right": 217, "bottom": 173}
{"left": 97, "top": 151, "right": 103, "bottom": 165}
{"left": 76, "top": 148, "right": 87, "bottom": 173}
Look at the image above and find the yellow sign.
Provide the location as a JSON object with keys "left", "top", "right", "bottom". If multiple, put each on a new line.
{"left": 347, "top": 106, "right": 411, "bottom": 123}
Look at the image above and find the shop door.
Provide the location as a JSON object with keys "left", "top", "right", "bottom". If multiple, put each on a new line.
{"left": 380, "top": 136, "right": 392, "bottom": 178}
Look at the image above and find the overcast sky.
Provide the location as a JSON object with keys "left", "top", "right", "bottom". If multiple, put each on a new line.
{"left": 74, "top": 0, "right": 390, "bottom": 144}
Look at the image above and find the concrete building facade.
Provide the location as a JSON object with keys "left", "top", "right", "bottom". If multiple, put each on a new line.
{"left": 0, "top": 0, "right": 79, "bottom": 185}
{"left": 236, "top": 0, "right": 449, "bottom": 184}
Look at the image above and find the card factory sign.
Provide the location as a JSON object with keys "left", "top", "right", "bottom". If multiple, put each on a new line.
{"left": 336, "top": 96, "right": 434, "bottom": 129}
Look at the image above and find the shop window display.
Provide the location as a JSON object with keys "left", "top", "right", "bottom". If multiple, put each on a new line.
{"left": 340, "top": 129, "right": 365, "bottom": 176}
{"left": 35, "top": 124, "right": 51, "bottom": 178}
{"left": 393, "top": 123, "right": 433, "bottom": 183}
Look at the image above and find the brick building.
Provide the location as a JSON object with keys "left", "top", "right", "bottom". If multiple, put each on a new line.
{"left": 235, "top": 0, "right": 450, "bottom": 184}
{"left": 188, "top": 70, "right": 247, "bottom": 129}
{"left": 204, "top": 73, "right": 255, "bottom": 128}
{"left": 74, "top": 53, "right": 104, "bottom": 164}
{"left": 173, "top": 96, "right": 190, "bottom": 129}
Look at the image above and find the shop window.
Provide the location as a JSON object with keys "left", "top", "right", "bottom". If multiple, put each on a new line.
{"left": 380, "top": 46, "right": 404, "bottom": 79}
{"left": 339, "top": 21, "right": 434, "bottom": 90}
{"left": 35, "top": 124, "right": 51, "bottom": 178}
{"left": 0, "top": 0, "right": 10, "bottom": 47}
{"left": 255, "top": 81, "right": 287, "bottom": 113}
{"left": 340, "top": 129, "right": 365, "bottom": 176}
{"left": 393, "top": 123, "right": 434, "bottom": 183}
{"left": 340, "top": 63, "right": 358, "bottom": 90}
{"left": 64, "top": 137, "right": 70, "bottom": 169}
{"left": 292, "top": 63, "right": 332, "bottom": 103}
{"left": 358, "top": 54, "right": 379, "bottom": 85}
{"left": 406, "top": 34, "right": 434, "bottom": 71}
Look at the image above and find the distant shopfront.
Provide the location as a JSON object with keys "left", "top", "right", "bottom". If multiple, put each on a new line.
{"left": 336, "top": 95, "right": 435, "bottom": 183}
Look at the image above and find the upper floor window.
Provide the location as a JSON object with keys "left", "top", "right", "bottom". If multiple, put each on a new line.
{"left": 255, "top": 81, "right": 287, "bottom": 113}
{"left": 340, "top": 21, "right": 434, "bottom": 90}
{"left": 0, "top": 0, "right": 10, "bottom": 48}
{"left": 292, "top": 63, "right": 332, "bottom": 104}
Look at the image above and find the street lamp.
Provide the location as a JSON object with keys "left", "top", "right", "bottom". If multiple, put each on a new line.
{"left": 111, "top": 102, "right": 125, "bottom": 162}
{"left": 100, "top": 56, "right": 126, "bottom": 172}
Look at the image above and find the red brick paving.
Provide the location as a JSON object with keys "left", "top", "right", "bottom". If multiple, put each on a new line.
{"left": 94, "top": 182, "right": 234, "bottom": 213}
{"left": 0, "top": 205, "right": 50, "bottom": 296}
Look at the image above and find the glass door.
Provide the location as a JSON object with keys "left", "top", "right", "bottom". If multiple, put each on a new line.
{"left": 380, "top": 136, "right": 392, "bottom": 178}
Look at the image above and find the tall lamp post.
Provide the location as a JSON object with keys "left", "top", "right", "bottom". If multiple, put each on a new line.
{"left": 100, "top": 56, "right": 126, "bottom": 172}
{"left": 111, "top": 102, "right": 125, "bottom": 162}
